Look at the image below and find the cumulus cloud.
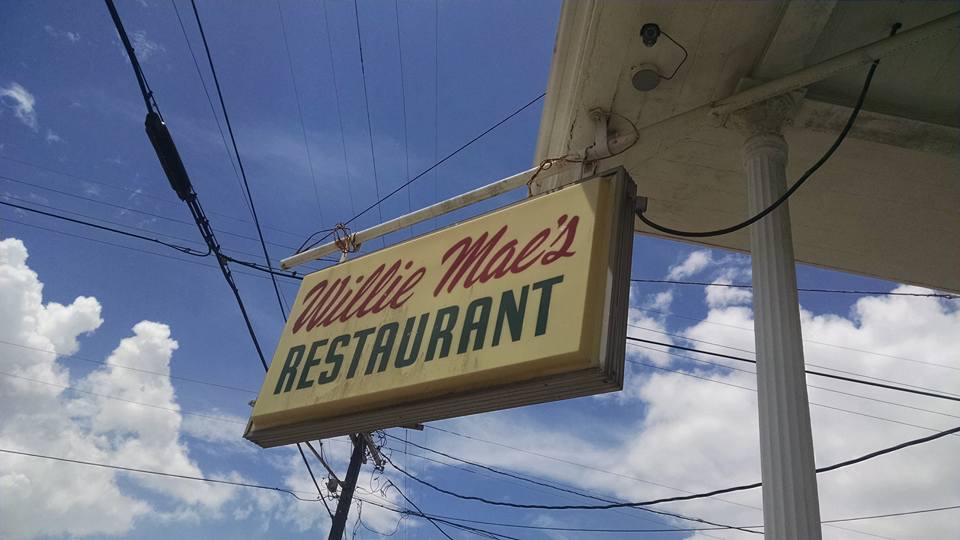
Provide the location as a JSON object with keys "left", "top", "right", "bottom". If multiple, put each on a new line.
{"left": 0, "top": 237, "right": 341, "bottom": 539}
{"left": 0, "top": 82, "right": 38, "bottom": 130}
{"left": 422, "top": 281, "right": 960, "bottom": 539}
{"left": 666, "top": 250, "right": 712, "bottom": 280}
{"left": 44, "top": 129, "right": 62, "bottom": 143}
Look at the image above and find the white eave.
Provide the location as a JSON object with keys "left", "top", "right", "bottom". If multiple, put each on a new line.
{"left": 534, "top": 0, "right": 960, "bottom": 293}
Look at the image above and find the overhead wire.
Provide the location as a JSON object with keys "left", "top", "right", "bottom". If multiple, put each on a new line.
{"left": 0, "top": 337, "right": 256, "bottom": 394}
{"left": 386, "top": 424, "right": 960, "bottom": 511}
{"left": 0, "top": 216, "right": 302, "bottom": 287}
{"left": 630, "top": 278, "right": 956, "bottom": 299}
{"left": 359, "top": 498, "right": 960, "bottom": 534}
{"left": 383, "top": 433, "right": 758, "bottom": 534}
{"left": 6, "top": 445, "right": 952, "bottom": 535}
{"left": 106, "top": 0, "right": 329, "bottom": 514}
{"left": 0, "top": 447, "right": 325, "bottom": 501}
{"left": 352, "top": 0, "right": 386, "bottom": 248}
{"left": 276, "top": 0, "right": 326, "bottom": 228}
{"left": 626, "top": 340, "right": 960, "bottom": 421}
{"left": 0, "top": 154, "right": 308, "bottom": 238}
{"left": 1, "top": 192, "right": 291, "bottom": 263}
{"left": 627, "top": 355, "right": 959, "bottom": 436}
{"left": 635, "top": 305, "right": 958, "bottom": 371}
{"left": 0, "top": 198, "right": 208, "bottom": 257}
{"left": 321, "top": 0, "right": 358, "bottom": 220}
{"left": 626, "top": 336, "right": 960, "bottom": 402}
{"left": 393, "top": 0, "right": 413, "bottom": 238}
{"left": 634, "top": 25, "right": 900, "bottom": 238}
{"left": 0, "top": 173, "right": 308, "bottom": 250}
{"left": 187, "top": 0, "right": 288, "bottom": 318}
{"left": 168, "top": 0, "right": 251, "bottom": 218}
{"left": 298, "top": 91, "right": 546, "bottom": 253}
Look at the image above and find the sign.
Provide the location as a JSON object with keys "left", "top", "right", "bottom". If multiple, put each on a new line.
{"left": 245, "top": 168, "right": 635, "bottom": 447}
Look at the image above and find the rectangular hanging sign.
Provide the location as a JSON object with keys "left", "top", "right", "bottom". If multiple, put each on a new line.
{"left": 245, "top": 168, "right": 635, "bottom": 447}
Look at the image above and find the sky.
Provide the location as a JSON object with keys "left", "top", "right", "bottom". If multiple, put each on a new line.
{"left": 1, "top": 1, "right": 959, "bottom": 539}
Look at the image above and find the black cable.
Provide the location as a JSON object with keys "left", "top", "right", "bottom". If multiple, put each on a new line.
{"left": 104, "top": 0, "right": 157, "bottom": 115}
{"left": 384, "top": 434, "right": 759, "bottom": 534}
{"left": 627, "top": 336, "right": 960, "bottom": 403}
{"left": 0, "top": 173, "right": 306, "bottom": 249}
{"left": 631, "top": 278, "right": 956, "bottom": 299}
{"left": 0, "top": 447, "right": 323, "bottom": 502}
{"left": 168, "top": 0, "right": 249, "bottom": 218}
{"left": 363, "top": 499, "right": 960, "bottom": 534}
{"left": 657, "top": 30, "right": 687, "bottom": 80}
{"left": 385, "top": 480, "right": 455, "bottom": 540}
{"left": 0, "top": 199, "right": 209, "bottom": 257}
{"left": 635, "top": 25, "right": 902, "bottom": 238}
{"left": 299, "top": 91, "right": 546, "bottom": 253}
{"left": 626, "top": 339, "right": 960, "bottom": 422}
{"left": 107, "top": 0, "right": 328, "bottom": 512}
{"left": 385, "top": 424, "right": 960, "bottom": 511}
{"left": 353, "top": 0, "right": 386, "bottom": 247}
{"left": 188, "top": 0, "right": 287, "bottom": 320}
{"left": 0, "top": 337, "right": 256, "bottom": 394}
{"left": 7, "top": 445, "right": 955, "bottom": 535}
{"left": 276, "top": 0, "right": 325, "bottom": 228}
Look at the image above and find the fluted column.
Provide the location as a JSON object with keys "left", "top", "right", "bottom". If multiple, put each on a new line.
{"left": 738, "top": 94, "right": 822, "bottom": 539}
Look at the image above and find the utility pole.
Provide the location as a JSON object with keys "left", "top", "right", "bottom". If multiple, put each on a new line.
{"left": 327, "top": 434, "right": 365, "bottom": 540}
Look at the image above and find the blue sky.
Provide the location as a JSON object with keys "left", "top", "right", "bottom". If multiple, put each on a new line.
{"left": 2, "top": 1, "right": 959, "bottom": 539}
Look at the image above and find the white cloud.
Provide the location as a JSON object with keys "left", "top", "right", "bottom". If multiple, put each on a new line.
{"left": 667, "top": 249, "right": 712, "bottom": 280}
{"left": 0, "top": 82, "right": 38, "bottom": 130}
{"left": 420, "top": 283, "right": 960, "bottom": 539}
{"left": 0, "top": 237, "right": 339, "bottom": 539}
{"left": 45, "top": 129, "right": 62, "bottom": 143}
{"left": 705, "top": 279, "right": 752, "bottom": 308}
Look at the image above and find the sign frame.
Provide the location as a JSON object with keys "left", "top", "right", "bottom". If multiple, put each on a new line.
{"left": 245, "top": 167, "right": 636, "bottom": 447}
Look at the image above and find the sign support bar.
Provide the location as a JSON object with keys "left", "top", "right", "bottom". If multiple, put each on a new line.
{"left": 281, "top": 167, "right": 540, "bottom": 269}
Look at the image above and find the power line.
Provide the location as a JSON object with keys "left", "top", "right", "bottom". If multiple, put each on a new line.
{"left": 1, "top": 192, "right": 286, "bottom": 263}
{"left": 0, "top": 154, "right": 308, "bottom": 238}
{"left": 635, "top": 30, "right": 889, "bottom": 238}
{"left": 0, "top": 369, "right": 245, "bottom": 426}
{"left": 626, "top": 336, "right": 960, "bottom": 403}
{"left": 168, "top": 0, "right": 251, "bottom": 218}
{"left": 276, "top": 0, "right": 325, "bottom": 228}
{"left": 352, "top": 0, "right": 385, "bottom": 248}
{"left": 0, "top": 197, "right": 326, "bottom": 279}
{"left": 393, "top": 0, "right": 413, "bottom": 238}
{"left": 635, "top": 306, "right": 959, "bottom": 371}
{"left": 299, "top": 91, "right": 546, "bottom": 253}
{"left": 0, "top": 216, "right": 301, "bottom": 287}
{"left": 0, "top": 198, "right": 208, "bottom": 257}
{"left": 385, "top": 480, "right": 455, "bottom": 540}
{"left": 8, "top": 444, "right": 951, "bottom": 535}
{"left": 364, "top": 500, "right": 960, "bottom": 534}
{"left": 383, "top": 434, "right": 758, "bottom": 534}
{"left": 0, "top": 173, "right": 307, "bottom": 250}
{"left": 386, "top": 423, "right": 960, "bottom": 511}
{"left": 0, "top": 447, "right": 322, "bottom": 501}
{"left": 630, "top": 278, "right": 956, "bottom": 299}
{"left": 0, "top": 337, "right": 256, "bottom": 394}
{"left": 627, "top": 355, "right": 959, "bottom": 436}
{"left": 320, "top": 0, "right": 357, "bottom": 222}
{"left": 106, "top": 0, "right": 327, "bottom": 512}
{"left": 626, "top": 340, "right": 960, "bottom": 421}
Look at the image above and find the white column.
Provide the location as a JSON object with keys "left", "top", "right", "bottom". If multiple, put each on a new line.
{"left": 739, "top": 96, "right": 822, "bottom": 539}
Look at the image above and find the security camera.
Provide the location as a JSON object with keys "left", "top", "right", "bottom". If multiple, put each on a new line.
{"left": 640, "top": 23, "right": 661, "bottom": 47}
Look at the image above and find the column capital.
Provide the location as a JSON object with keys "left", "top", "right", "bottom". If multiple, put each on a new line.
{"left": 727, "top": 91, "right": 804, "bottom": 138}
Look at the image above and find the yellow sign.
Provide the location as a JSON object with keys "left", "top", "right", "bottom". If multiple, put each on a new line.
{"left": 245, "top": 169, "right": 635, "bottom": 447}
